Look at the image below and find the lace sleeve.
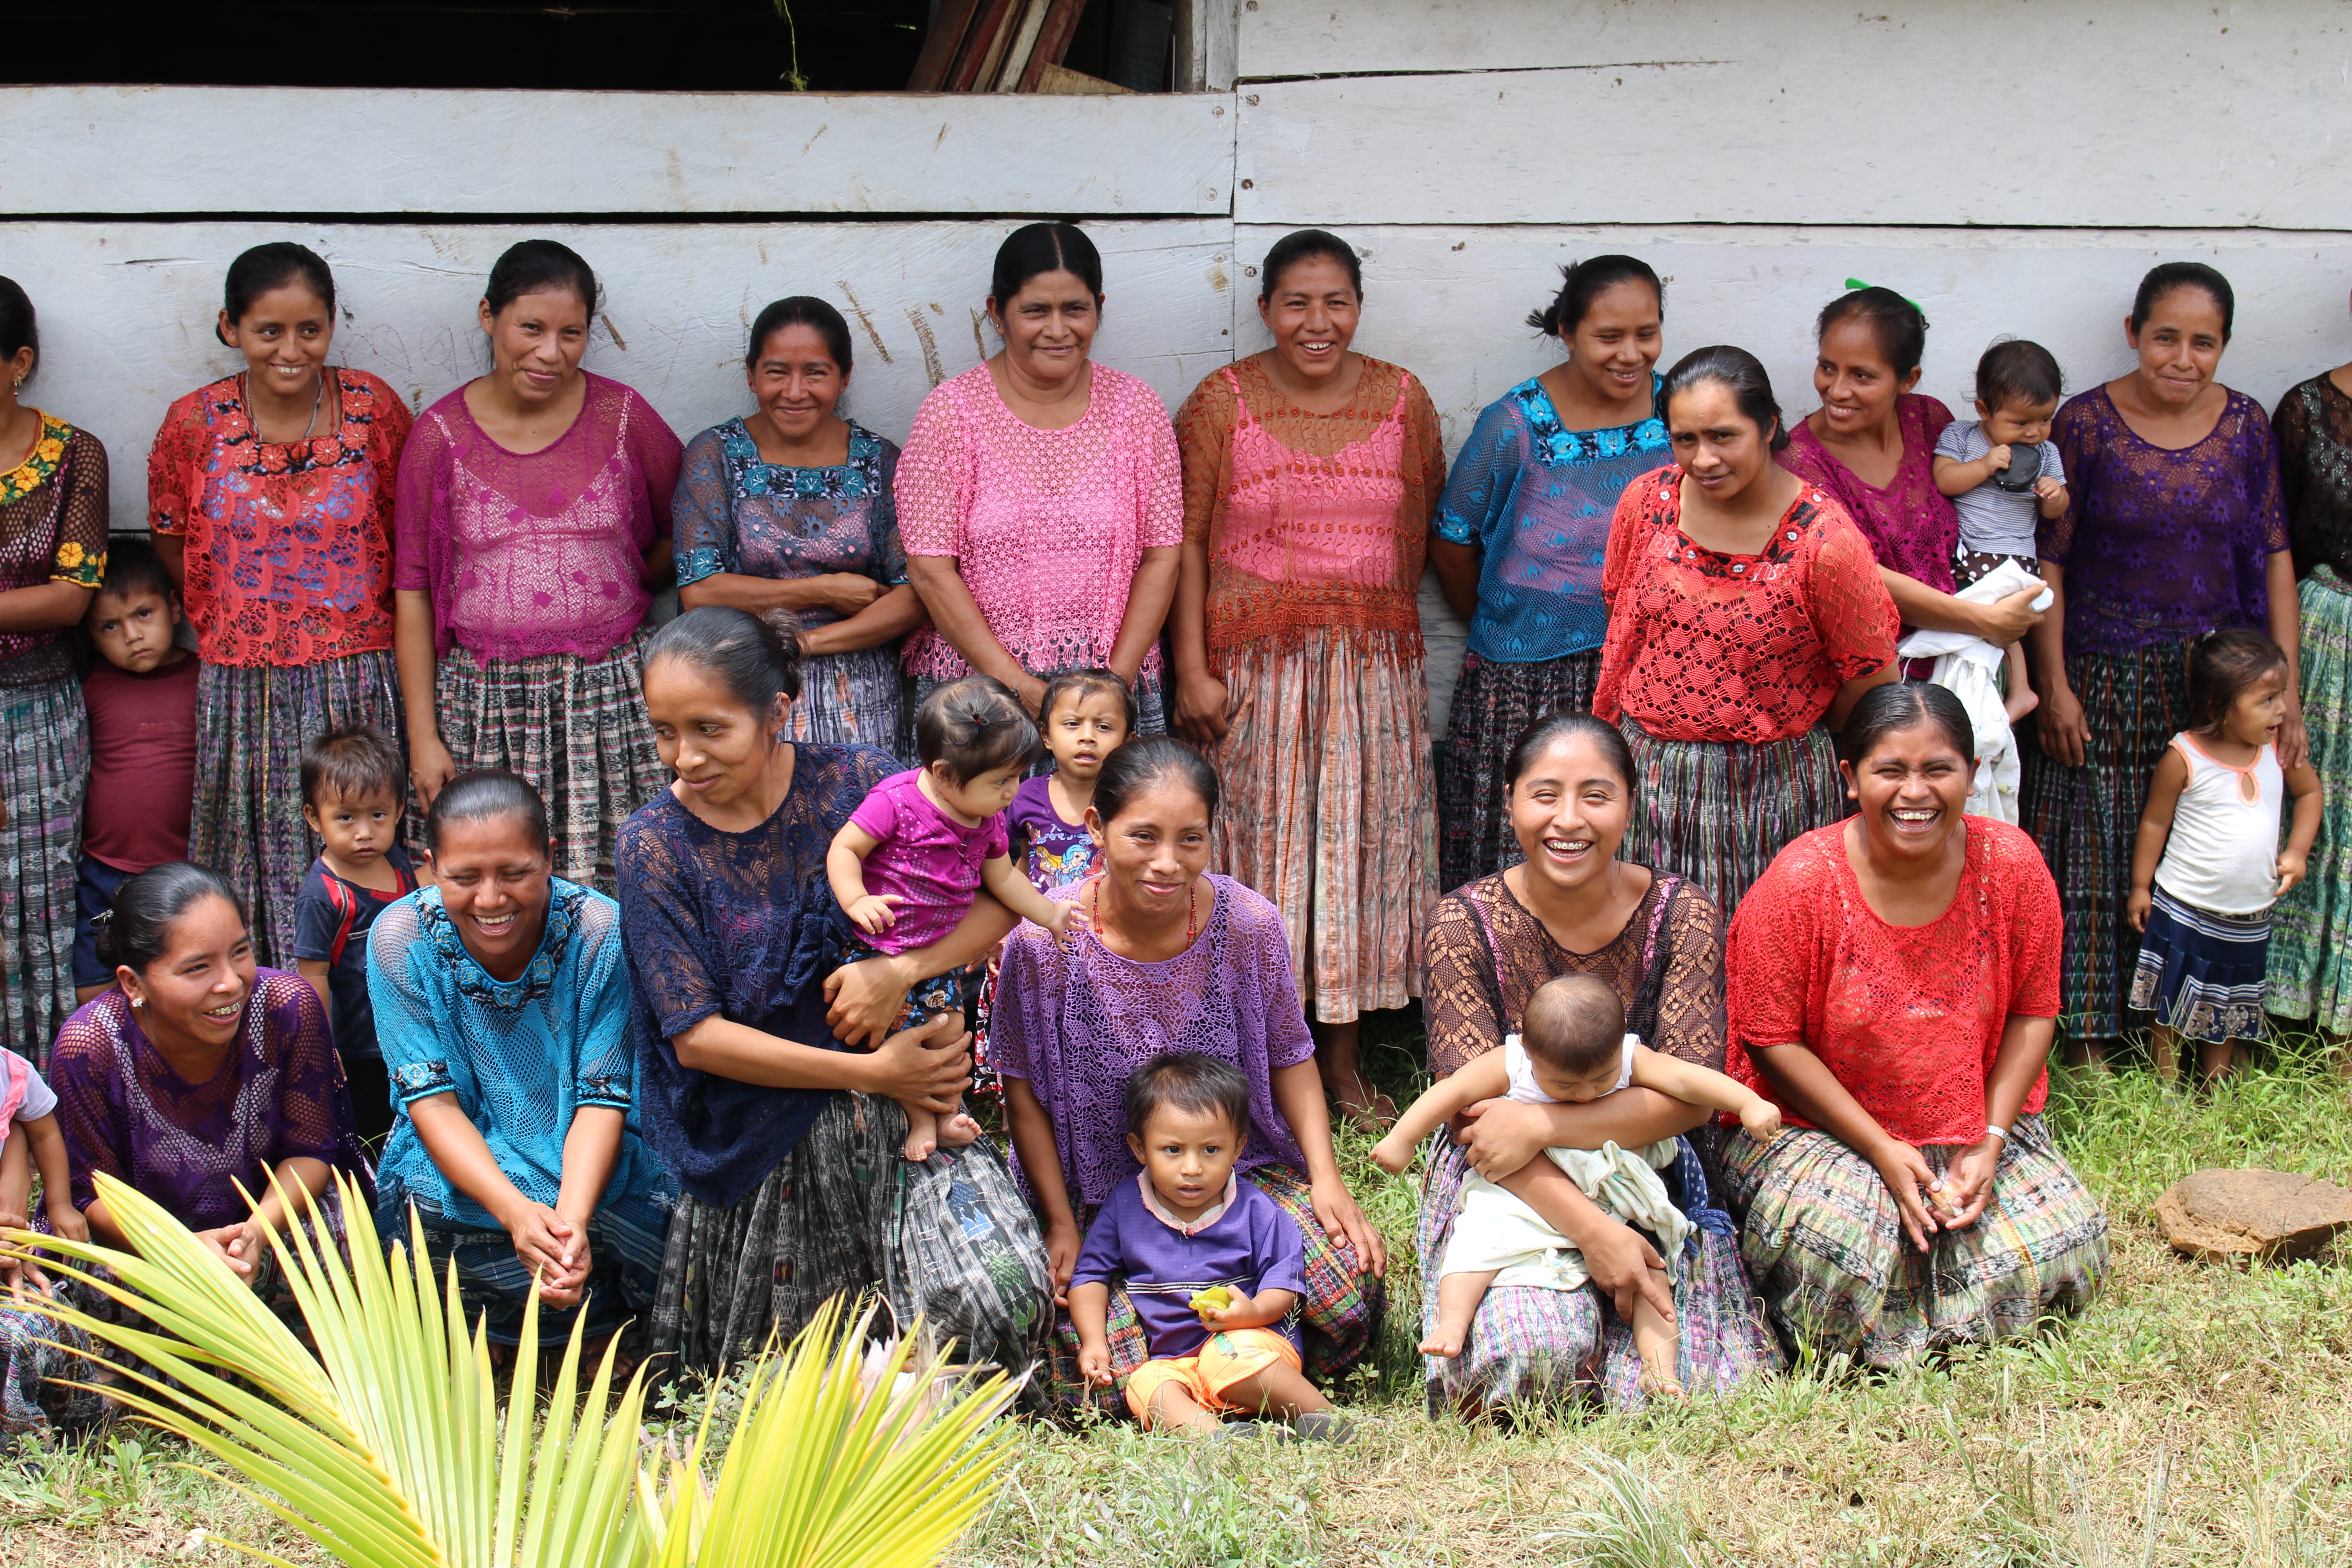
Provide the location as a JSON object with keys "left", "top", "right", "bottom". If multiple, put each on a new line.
{"left": 1230, "top": 889, "right": 1315, "bottom": 1069}
{"left": 894, "top": 386, "right": 972, "bottom": 559}
{"left": 1423, "top": 891, "right": 1502, "bottom": 1078}
{"left": 672, "top": 428, "right": 738, "bottom": 588}
{"left": 1649, "top": 882, "right": 1727, "bottom": 1070}
{"left": 615, "top": 811, "right": 725, "bottom": 1039}
{"left": 1807, "top": 513, "right": 1900, "bottom": 680}
{"left": 1402, "top": 376, "right": 1448, "bottom": 536}
{"left": 368, "top": 898, "right": 456, "bottom": 1105}
{"left": 392, "top": 409, "right": 448, "bottom": 594}
{"left": 2042, "top": 393, "right": 2101, "bottom": 564}
{"left": 1993, "top": 828, "right": 2063, "bottom": 1019}
{"left": 364, "top": 377, "right": 412, "bottom": 562}
{"left": 262, "top": 973, "right": 350, "bottom": 1167}
{"left": 50, "top": 430, "right": 109, "bottom": 588}
{"left": 571, "top": 897, "right": 636, "bottom": 1110}
{"left": 1175, "top": 370, "right": 1236, "bottom": 551}
{"left": 2245, "top": 400, "right": 2292, "bottom": 557}
{"left": 985, "top": 919, "right": 1068, "bottom": 1083}
{"left": 2275, "top": 383, "right": 2311, "bottom": 532}
{"left": 870, "top": 438, "right": 910, "bottom": 587}
{"left": 1433, "top": 396, "right": 1521, "bottom": 548}
{"left": 145, "top": 394, "right": 204, "bottom": 536}
{"left": 48, "top": 1015, "right": 124, "bottom": 1213}
{"left": 1725, "top": 850, "right": 1823, "bottom": 1064}
{"left": 1136, "top": 382, "right": 1186, "bottom": 552}
{"left": 631, "top": 393, "right": 686, "bottom": 537}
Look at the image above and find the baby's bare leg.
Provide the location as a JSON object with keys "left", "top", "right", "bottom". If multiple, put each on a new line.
{"left": 1632, "top": 1296, "right": 1684, "bottom": 1398}
{"left": 1220, "top": 1360, "right": 1332, "bottom": 1421}
{"left": 901, "top": 1009, "right": 974, "bottom": 1161}
{"left": 1422, "top": 1270, "right": 1496, "bottom": 1359}
{"left": 2003, "top": 641, "right": 2039, "bottom": 723}
{"left": 900, "top": 1102, "right": 942, "bottom": 1163}
{"left": 1144, "top": 1380, "right": 1223, "bottom": 1437}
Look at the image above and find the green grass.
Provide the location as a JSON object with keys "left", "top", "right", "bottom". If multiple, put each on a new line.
{"left": 7, "top": 1014, "right": 2349, "bottom": 1568}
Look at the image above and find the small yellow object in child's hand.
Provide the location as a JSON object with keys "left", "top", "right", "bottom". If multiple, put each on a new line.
{"left": 1189, "top": 1284, "right": 1234, "bottom": 1314}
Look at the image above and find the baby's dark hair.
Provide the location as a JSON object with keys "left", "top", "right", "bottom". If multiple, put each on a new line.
{"left": 1520, "top": 974, "right": 1628, "bottom": 1078}
{"left": 1124, "top": 1051, "right": 1252, "bottom": 1140}
{"left": 300, "top": 724, "right": 404, "bottom": 810}
{"left": 914, "top": 676, "right": 1041, "bottom": 784}
{"left": 1038, "top": 666, "right": 1138, "bottom": 737}
{"left": 94, "top": 536, "right": 176, "bottom": 606}
{"left": 1975, "top": 339, "right": 2063, "bottom": 413}
{"left": 2187, "top": 629, "right": 2288, "bottom": 733}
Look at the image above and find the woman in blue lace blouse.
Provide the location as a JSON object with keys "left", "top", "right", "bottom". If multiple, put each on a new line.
{"left": 369, "top": 769, "right": 675, "bottom": 1357}
{"left": 1430, "top": 257, "right": 1672, "bottom": 892}
{"left": 674, "top": 297, "right": 927, "bottom": 755}
{"left": 617, "top": 604, "right": 1052, "bottom": 1377}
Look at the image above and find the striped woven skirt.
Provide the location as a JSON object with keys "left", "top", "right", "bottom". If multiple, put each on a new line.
{"left": 1438, "top": 649, "right": 1602, "bottom": 896}
{"left": 0, "top": 674, "right": 86, "bottom": 1066}
{"left": 437, "top": 634, "right": 665, "bottom": 895}
{"left": 189, "top": 652, "right": 404, "bottom": 973}
{"left": 1040, "top": 1161, "right": 1386, "bottom": 1416}
{"left": 788, "top": 644, "right": 905, "bottom": 761}
{"left": 2128, "top": 887, "right": 2271, "bottom": 1044}
{"left": 1617, "top": 719, "right": 1845, "bottom": 918}
{"left": 1719, "top": 1113, "right": 2108, "bottom": 1369}
{"left": 2017, "top": 641, "right": 2193, "bottom": 1039}
{"left": 2268, "top": 568, "right": 2352, "bottom": 1032}
{"left": 1210, "top": 629, "right": 1436, "bottom": 1023}
{"left": 1417, "top": 1134, "right": 1781, "bottom": 1416}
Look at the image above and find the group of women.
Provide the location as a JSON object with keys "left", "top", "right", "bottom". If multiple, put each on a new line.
{"left": 2, "top": 217, "right": 2347, "bottom": 1431}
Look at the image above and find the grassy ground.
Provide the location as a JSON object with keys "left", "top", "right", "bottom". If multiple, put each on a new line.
{"left": 5, "top": 1018, "right": 2349, "bottom": 1568}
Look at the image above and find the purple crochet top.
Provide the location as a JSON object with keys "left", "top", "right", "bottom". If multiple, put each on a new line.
{"left": 2042, "top": 385, "right": 2288, "bottom": 656}
{"left": 990, "top": 874, "right": 1314, "bottom": 1209}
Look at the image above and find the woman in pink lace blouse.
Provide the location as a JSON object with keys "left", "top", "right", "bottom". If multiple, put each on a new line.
{"left": 394, "top": 241, "right": 683, "bottom": 892}
{"left": 896, "top": 223, "right": 1182, "bottom": 738}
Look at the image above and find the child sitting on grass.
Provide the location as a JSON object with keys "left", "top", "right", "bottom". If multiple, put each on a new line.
{"left": 1373, "top": 973, "right": 1780, "bottom": 1398}
{"left": 827, "top": 676, "right": 1086, "bottom": 1162}
{"left": 1070, "top": 1052, "right": 1351, "bottom": 1442}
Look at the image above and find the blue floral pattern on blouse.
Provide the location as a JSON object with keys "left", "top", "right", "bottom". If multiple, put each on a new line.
{"left": 671, "top": 418, "right": 908, "bottom": 626}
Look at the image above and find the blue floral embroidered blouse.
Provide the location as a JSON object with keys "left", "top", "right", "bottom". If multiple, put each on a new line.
{"left": 368, "top": 879, "right": 671, "bottom": 1230}
{"left": 1434, "top": 375, "right": 1672, "bottom": 663}
{"left": 672, "top": 418, "right": 908, "bottom": 626}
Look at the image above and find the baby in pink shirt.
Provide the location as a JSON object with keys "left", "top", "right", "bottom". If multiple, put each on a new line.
{"left": 828, "top": 677, "right": 1086, "bottom": 1161}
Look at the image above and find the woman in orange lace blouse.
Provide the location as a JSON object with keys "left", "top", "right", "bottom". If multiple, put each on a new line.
{"left": 1170, "top": 230, "right": 1447, "bottom": 1128}
{"left": 1721, "top": 684, "right": 2107, "bottom": 1367}
{"left": 1594, "top": 346, "right": 1900, "bottom": 915}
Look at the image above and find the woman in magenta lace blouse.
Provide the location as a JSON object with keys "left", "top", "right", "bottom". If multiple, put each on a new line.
{"left": 2017, "top": 263, "right": 2298, "bottom": 1061}
{"left": 896, "top": 223, "right": 1182, "bottom": 736}
{"left": 394, "top": 241, "right": 683, "bottom": 893}
{"left": 990, "top": 736, "right": 1387, "bottom": 1416}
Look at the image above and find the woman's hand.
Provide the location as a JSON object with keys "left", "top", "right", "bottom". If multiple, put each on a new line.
{"left": 1453, "top": 1098, "right": 1552, "bottom": 1184}
{"left": 500, "top": 1200, "right": 588, "bottom": 1304}
{"left": 1936, "top": 1137, "right": 2002, "bottom": 1230}
{"left": 195, "top": 1218, "right": 270, "bottom": 1284}
{"left": 1308, "top": 1172, "right": 1388, "bottom": 1277}
{"left": 1044, "top": 1217, "right": 1081, "bottom": 1306}
{"left": 1868, "top": 1139, "right": 1946, "bottom": 1251}
{"left": 813, "top": 573, "right": 884, "bottom": 617}
{"left": 858, "top": 1013, "right": 972, "bottom": 1115}
{"left": 1576, "top": 1211, "right": 1676, "bottom": 1328}
{"left": 824, "top": 951, "right": 916, "bottom": 1047}
{"left": 2276, "top": 713, "right": 2311, "bottom": 773}
{"left": 2035, "top": 681, "right": 2089, "bottom": 769}
{"left": 411, "top": 734, "right": 460, "bottom": 809}
{"left": 1171, "top": 671, "right": 1230, "bottom": 745}
{"left": 1969, "top": 586, "right": 2047, "bottom": 647}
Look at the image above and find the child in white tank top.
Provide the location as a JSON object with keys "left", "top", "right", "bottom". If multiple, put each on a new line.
{"left": 2127, "top": 630, "right": 2323, "bottom": 1081}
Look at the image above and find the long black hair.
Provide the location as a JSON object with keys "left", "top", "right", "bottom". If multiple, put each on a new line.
{"left": 1093, "top": 735, "right": 1220, "bottom": 824}
{"left": 990, "top": 221, "right": 1103, "bottom": 306}
{"left": 485, "top": 239, "right": 600, "bottom": 316}
{"left": 216, "top": 242, "right": 335, "bottom": 345}
{"left": 1838, "top": 682, "right": 1975, "bottom": 767}
{"left": 2132, "top": 261, "right": 2234, "bottom": 340}
{"left": 642, "top": 604, "right": 805, "bottom": 714}
{"left": 424, "top": 769, "right": 551, "bottom": 855}
{"left": 1503, "top": 712, "right": 1635, "bottom": 794}
{"left": 1660, "top": 345, "right": 1789, "bottom": 452}
{"left": 1526, "top": 255, "right": 1662, "bottom": 338}
{"left": 97, "top": 862, "right": 245, "bottom": 974}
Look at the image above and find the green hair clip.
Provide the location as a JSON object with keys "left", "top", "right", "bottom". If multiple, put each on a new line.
{"left": 1844, "top": 278, "right": 1926, "bottom": 313}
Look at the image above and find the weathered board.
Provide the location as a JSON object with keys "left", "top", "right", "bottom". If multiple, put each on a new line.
{"left": 2, "top": 86, "right": 1237, "bottom": 217}
{"left": 3, "top": 219, "right": 1236, "bottom": 531}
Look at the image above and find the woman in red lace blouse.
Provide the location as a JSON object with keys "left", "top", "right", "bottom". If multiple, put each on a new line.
{"left": 1720, "top": 684, "right": 2107, "bottom": 1367}
{"left": 1594, "top": 346, "right": 1900, "bottom": 914}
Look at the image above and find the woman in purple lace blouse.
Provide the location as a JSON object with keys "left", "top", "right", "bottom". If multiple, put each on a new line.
{"left": 2019, "top": 263, "right": 2298, "bottom": 1060}
{"left": 617, "top": 606, "right": 1050, "bottom": 1377}
{"left": 1781, "top": 287, "right": 2046, "bottom": 657}
{"left": 990, "top": 735, "right": 1387, "bottom": 1414}
{"left": 395, "top": 241, "right": 684, "bottom": 893}
{"left": 49, "top": 862, "right": 369, "bottom": 1279}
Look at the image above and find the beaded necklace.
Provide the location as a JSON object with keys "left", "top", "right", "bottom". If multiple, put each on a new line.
{"left": 1086, "top": 871, "right": 1200, "bottom": 959}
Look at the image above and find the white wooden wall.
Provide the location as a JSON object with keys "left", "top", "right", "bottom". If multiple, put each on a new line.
{"left": 5, "top": 2, "right": 2350, "bottom": 719}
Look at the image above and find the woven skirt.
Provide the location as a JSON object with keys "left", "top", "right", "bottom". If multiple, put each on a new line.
{"left": 1719, "top": 1113, "right": 2108, "bottom": 1369}
{"left": 376, "top": 1179, "right": 673, "bottom": 1349}
{"left": 437, "top": 634, "right": 665, "bottom": 895}
{"left": 2268, "top": 568, "right": 2352, "bottom": 1032}
{"left": 1618, "top": 719, "right": 1845, "bottom": 918}
{"left": 1041, "top": 1161, "right": 1386, "bottom": 1417}
{"left": 1210, "top": 630, "right": 1436, "bottom": 1023}
{"left": 2128, "top": 886, "right": 2271, "bottom": 1045}
{"left": 789, "top": 644, "right": 905, "bottom": 762}
{"left": 1438, "top": 649, "right": 1602, "bottom": 897}
{"left": 1417, "top": 1135, "right": 1780, "bottom": 1416}
{"left": 2017, "top": 641, "right": 2193, "bottom": 1038}
{"left": 190, "top": 652, "right": 406, "bottom": 971}
{"left": 0, "top": 675, "right": 84, "bottom": 1066}
{"left": 648, "top": 1092, "right": 1051, "bottom": 1384}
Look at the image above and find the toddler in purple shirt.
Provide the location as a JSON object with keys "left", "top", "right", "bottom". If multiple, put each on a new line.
{"left": 828, "top": 676, "right": 1085, "bottom": 1161}
{"left": 1070, "top": 1053, "right": 1351, "bottom": 1441}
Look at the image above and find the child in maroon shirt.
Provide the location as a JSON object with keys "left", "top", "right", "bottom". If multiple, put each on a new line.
{"left": 74, "top": 539, "right": 197, "bottom": 1001}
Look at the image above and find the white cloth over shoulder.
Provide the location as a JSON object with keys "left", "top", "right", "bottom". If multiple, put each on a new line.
{"left": 1441, "top": 1032, "right": 1690, "bottom": 1293}
{"left": 1895, "top": 559, "right": 2050, "bottom": 823}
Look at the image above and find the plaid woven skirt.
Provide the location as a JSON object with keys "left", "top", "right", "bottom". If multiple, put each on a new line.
{"left": 1040, "top": 1161, "right": 1386, "bottom": 1417}
{"left": 190, "top": 652, "right": 405, "bottom": 971}
{"left": 1438, "top": 650, "right": 1602, "bottom": 896}
{"left": 0, "top": 675, "right": 84, "bottom": 1065}
{"left": 1618, "top": 719, "right": 1845, "bottom": 918}
{"left": 2268, "top": 568, "right": 2352, "bottom": 1031}
{"left": 1719, "top": 1113, "right": 2108, "bottom": 1369}
{"left": 648, "top": 1092, "right": 1052, "bottom": 1384}
{"left": 2128, "top": 887, "right": 2271, "bottom": 1045}
{"left": 2017, "top": 642, "right": 2193, "bottom": 1038}
{"left": 1417, "top": 1134, "right": 1780, "bottom": 1417}
{"left": 1210, "top": 630, "right": 1436, "bottom": 1023}
{"left": 1, "top": 1282, "right": 106, "bottom": 1440}
{"left": 789, "top": 645, "right": 905, "bottom": 761}
{"left": 437, "top": 634, "right": 665, "bottom": 895}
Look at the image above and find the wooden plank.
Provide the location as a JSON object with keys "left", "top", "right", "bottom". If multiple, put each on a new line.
{"left": 1036, "top": 62, "right": 1130, "bottom": 95}
{"left": 906, "top": 0, "right": 984, "bottom": 91}
{"left": 5, "top": 218, "right": 1237, "bottom": 532}
{"left": 950, "top": 0, "right": 1025, "bottom": 92}
{"left": 0, "top": 87, "right": 1235, "bottom": 216}
{"left": 1016, "top": 0, "right": 1091, "bottom": 93}
{"left": 994, "top": 0, "right": 1056, "bottom": 91}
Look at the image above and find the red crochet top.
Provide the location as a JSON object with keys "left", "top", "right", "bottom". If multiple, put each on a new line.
{"left": 1724, "top": 819, "right": 2060, "bottom": 1148}
{"left": 1593, "top": 466, "right": 1897, "bottom": 744}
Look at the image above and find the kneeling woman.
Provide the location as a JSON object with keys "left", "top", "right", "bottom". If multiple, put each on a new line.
{"left": 370, "top": 770, "right": 675, "bottom": 1354}
{"left": 990, "top": 736, "right": 1387, "bottom": 1413}
{"left": 1723, "top": 684, "right": 2109, "bottom": 1365}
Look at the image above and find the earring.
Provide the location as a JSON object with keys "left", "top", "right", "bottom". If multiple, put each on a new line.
{"left": 130, "top": 995, "right": 144, "bottom": 1008}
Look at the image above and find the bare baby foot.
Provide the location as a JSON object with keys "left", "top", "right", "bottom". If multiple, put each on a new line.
{"left": 1418, "top": 1329, "right": 1466, "bottom": 1359}
{"left": 936, "top": 1112, "right": 983, "bottom": 1150}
